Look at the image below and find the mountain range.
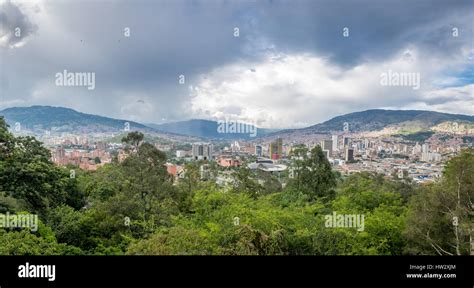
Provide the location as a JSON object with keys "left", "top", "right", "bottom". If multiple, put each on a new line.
{"left": 1, "top": 106, "right": 473, "bottom": 140}
{"left": 0, "top": 106, "right": 151, "bottom": 134}
{"left": 278, "top": 109, "right": 474, "bottom": 135}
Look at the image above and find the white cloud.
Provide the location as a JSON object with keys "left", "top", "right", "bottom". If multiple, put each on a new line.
{"left": 405, "top": 84, "right": 474, "bottom": 115}
{"left": 118, "top": 93, "right": 155, "bottom": 122}
{"left": 188, "top": 47, "right": 473, "bottom": 128}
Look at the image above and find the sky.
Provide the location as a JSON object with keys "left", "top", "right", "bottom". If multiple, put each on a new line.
{"left": 0, "top": 0, "right": 473, "bottom": 128}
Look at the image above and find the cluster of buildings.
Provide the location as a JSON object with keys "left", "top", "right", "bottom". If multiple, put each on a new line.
{"left": 50, "top": 143, "right": 112, "bottom": 170}
{"left": 312, "top": 133, "right": 466, "bottom": 183}
{"left": 45, "top": 127, "right": 471, "bottom": 185}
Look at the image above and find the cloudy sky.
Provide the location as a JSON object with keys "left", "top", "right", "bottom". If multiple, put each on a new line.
{"left": 0, "top": 0, "right": 473, "bottom": 128}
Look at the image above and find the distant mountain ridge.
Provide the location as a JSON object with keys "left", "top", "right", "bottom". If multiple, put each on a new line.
{"left": 273, "top": 109, "right": 474, "bottom": 136}
{"left": 0, "top": 106, "right": 275, "bottom": 139}
{"left": 0, "top": 106, "right": 150, "bottom": 134}
{"left": 1, "top": 106, "right": 473, "bottom": 139}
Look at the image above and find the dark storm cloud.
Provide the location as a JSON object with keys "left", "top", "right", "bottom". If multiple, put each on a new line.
{"left": 0, "top": 0, "right": 38, "bottom": 48}
{"left": 241, "top": 0, "right": 473, "bottom": 66}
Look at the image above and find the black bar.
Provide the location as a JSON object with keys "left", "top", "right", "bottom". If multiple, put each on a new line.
{"left": 0, "top": 256, "right": 472, "bottom": 287}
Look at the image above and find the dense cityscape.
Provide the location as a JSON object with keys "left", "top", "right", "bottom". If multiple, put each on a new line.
{"left": 40, "top": 122, "right": 474, "bottom": 187}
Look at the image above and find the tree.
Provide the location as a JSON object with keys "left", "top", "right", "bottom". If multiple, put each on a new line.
{"left": 404, "top": 149, "right": 474, "bottom": 255}
{"left": 46, "top": 205, "right": 92, "bottom": 250}
{"left": 0, "top": 124, "right": 82, "bottom": 214}
{"left": 176, "top": 162, "right": 200, "bottom": 213}
{"left": 287, "top": 145, "right": 336, "bottom": 201}
{"left": 311, "top": 172, "right": 408, "bottom": 255}
{"left": 0, "top": 216, "right": 82, "bottom": 255}
{"left": 126, "top": 226, "right": 218, "bottom": 255}
{"left": 0, "top": 117, "right": 14, "bottom": 160}
{"left": 0, "top": 192, "right": 28, "bottom": 213}
{"left": 256, "top": 170, "right": 282, "bottom": 196}
{"left": 121, "top": 142, "right": 176, "bottom": 224}
{"left": 232, "top": 167, "right": 263, "bottom": 199}
{"left": 121, "top": 131, "right": 144, "bottom": 152}
{"left": 0, "top": 229, "right": 64, "bottom": 255}
{"left": 69, "top": 141, "right": 182, "bottom": 252}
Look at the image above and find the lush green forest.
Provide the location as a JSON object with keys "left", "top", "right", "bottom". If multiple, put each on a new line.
{"left": 0, "top": 117, "right": 472, "bottom": 255}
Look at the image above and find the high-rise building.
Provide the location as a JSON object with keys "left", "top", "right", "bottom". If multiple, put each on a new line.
{"left": 321, "top": 140, "right": 333, "bottom": 156}
{"left": 364, "top": 138, "right": 369, "bottom": 149}
{"left": 269, "top": 138, "right": 283, "bottom": 160}
{"left": 255, "top": 145, "right": 263, "bottom": 157}
{"left": 421, "top": 152, "right": 441, "bottom": 162}
{"left": 412, "top": 142, "right": 422, "bottom": 155}
{"left": 176, "top": 150, "right": 186, "bottom": 158}
{"left": 332, "top": 135, "right": 339, "bottom": 151}
{"left": 343, "top": 136, "right": 351, "bottom": 147}
{"left": 422, "top": 144, "right": 429, "bottom": 153}
{"left": 345, "top": 147, "right": 354, "bottom": 161}
{"left": 192, "top": 143, "right": 213, "bottom": 160}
